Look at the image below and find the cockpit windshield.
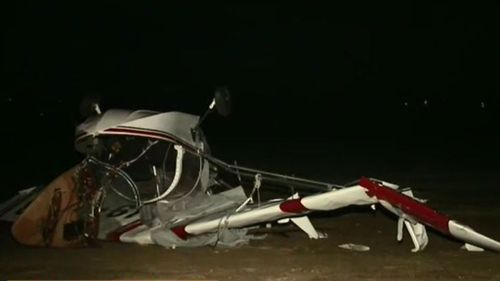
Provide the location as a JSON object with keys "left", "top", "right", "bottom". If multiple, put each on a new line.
{"left": 80, "top": 136, "right": 205, "bottom": 205}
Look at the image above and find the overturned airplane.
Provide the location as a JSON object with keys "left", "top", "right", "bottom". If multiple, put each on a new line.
{"left": 1, "top": 88, "right": 499, "bottom": 252}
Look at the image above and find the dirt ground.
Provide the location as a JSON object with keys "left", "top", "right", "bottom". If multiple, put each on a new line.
{"left": 1, "top": 172, "right": 500, "bottom": 281}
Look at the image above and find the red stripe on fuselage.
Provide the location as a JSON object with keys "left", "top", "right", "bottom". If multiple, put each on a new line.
{"left": 279, "top": 198, "right": 309, "bottom": 213}
{"left": 104, "top": 128, "right": 177, "bottom": 142}
{"left": 171, "top": 225, "right": 189, "bottom": 240}
{"left": 106, "top": 220, "right": 143, "bottom": 242}
{"left": 359, "top": 177, "right": 450, "bottom": 234}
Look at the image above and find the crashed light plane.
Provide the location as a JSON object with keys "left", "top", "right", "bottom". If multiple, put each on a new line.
{"left": 1, "top": 88, "right": 499, "bottom": 252}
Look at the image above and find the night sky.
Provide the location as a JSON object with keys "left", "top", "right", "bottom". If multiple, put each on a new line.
{"left": 1, "top": 3, "right": 499, "bottom": 195}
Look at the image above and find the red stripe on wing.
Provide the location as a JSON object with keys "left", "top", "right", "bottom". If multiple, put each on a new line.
{"left": 360, "top": 177, "right": 450, "bottom": 234}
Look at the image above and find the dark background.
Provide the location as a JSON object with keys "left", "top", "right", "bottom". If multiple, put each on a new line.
{"left": 1, "top": 2, "right": 499, "bottom": 199}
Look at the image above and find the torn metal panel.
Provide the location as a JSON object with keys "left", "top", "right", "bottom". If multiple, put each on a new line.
{"left": 0, "top": 186, "right": 41, "bottom": 222}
